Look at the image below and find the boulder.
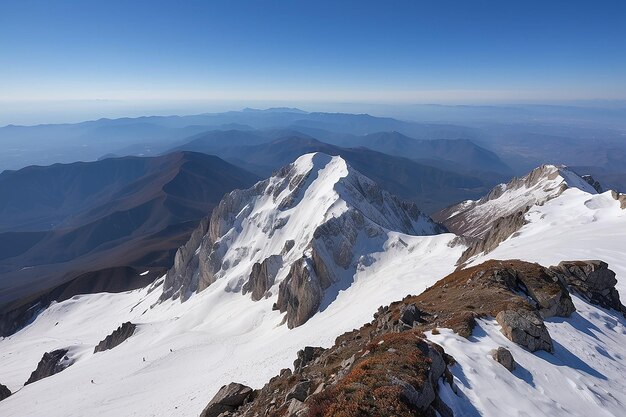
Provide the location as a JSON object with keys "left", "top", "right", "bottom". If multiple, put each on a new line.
{"left": 293, "top": 346, "right": 325, "bottom": 372}
{"left": 399, "top": 304, "right": 426, "bottom": 329}
{"left": 199, "top": 383, "right": 254, "bottom": 417}
{"left": 496, "top": 309, "right": 553, "bottom": 352}
{"left": 285, "top": 380, "right": 311, "bottom": 402}
{"left": 0, "top": 383, "right": 11, "bottom": 401}
{"left": 550, "top": 261, "right": 626, "bottom": 315}
{"left": 25, "top": 348, "right": 74, "bottom": 385}
{"left": 491, "top": 347, "right": 515, "bottom": 371}
{"left": 286, "top": 398, "right": 308, "bottom": 417}
{"left": 94, "top": 322, "right": 136, "bottom": 353}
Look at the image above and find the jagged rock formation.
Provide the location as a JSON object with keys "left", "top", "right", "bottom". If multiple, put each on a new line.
{"left": 242, "top": 255, "right": 282, "bottom": 301}
{"left": 0, "top": 383, "right": 10, "bottom": 401}
{"left": 94, "top": 322, "right": 137, "bottom": 353}
{"left": 160, "top": 217, "right": 210, "bottom": 301}
{"left": 434, "top": 165, "right": 598, "bottom": 264}
{"left": 200, "top": 258, "right": 609, "bottom": 417}
{"left": 275, "top": 257, "right": 325, "bottom": 328}
{"left": 491, "top": 347, "right": 515, "bottom": 371}
{"left": 199, "top": 383, "right": 255, "bottom": 417}
{"left": 549, "top": 261, "right": 626, "bottom": 316}
{"left": 25, "top": 349, "right": 74, "bottom": 385}
{"left": 161, "top": 153, "right": 444, "bottom": 328}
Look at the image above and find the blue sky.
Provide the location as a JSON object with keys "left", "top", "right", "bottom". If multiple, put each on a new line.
{"left": 1, "top": 0, "right": 625, "bottom": 123}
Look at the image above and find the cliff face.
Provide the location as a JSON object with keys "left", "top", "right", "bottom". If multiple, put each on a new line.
{"left": 160, "top": 153, "right": 444, "bottom": 327}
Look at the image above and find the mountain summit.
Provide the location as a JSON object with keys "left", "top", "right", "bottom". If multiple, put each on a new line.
{"left": 161, "top": 152, "right": 444, "bottom": 327}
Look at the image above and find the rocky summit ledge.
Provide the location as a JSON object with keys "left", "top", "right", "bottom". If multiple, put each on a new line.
{"left": 198, "top": 258, "right": 624, "bottom": 417}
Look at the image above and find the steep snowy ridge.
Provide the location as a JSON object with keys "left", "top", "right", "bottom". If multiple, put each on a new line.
{"left": 162, "top": 152, "right": 444, "bottom": 327}
{"left": 434, "top": 164, "right": 598, "bottom": 239}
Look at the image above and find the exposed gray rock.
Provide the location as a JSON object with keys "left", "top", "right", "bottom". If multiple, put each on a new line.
{"left": 457, "top": 208, "right": 529, "bottom": 265}
{"left": 389, "top": 343, "right": 446, "bottom": 412}
{"left": 94, "top": 322, "right": 136, "bottom": 353}
{"left": 285, "top": 380, "right": 311, "bottom": 402}
{"left": 161, "top": 216, "right": 209, "bottom": 301}
{"left": 293, "top": 346, "right": 325, "bottom": 372}
{"left": 0, "top": 383, "right": 11, "bottom": 402}
{"left": 286, "top": 398, "right": 308, "bottom": 417}
{"left": 276, "top": 257, "right": 324, "bottom": 329}
{"left": 391, "top": 375, "right": 435, "bottom": 412}
{"left": 550, "top": 260, "right": 626, "bottom": 315}
{"left": 25, "top": 348, "right": 74, "bottom": 385}
{"left": 242, "top": 255, "right": 282, "bottom": 301}
{"left": 435, "top": 165, "right": 570, "bottom": 239}
{"left": 281, "top": 239, "right": 295, "bottom": 255}
{"left": 199, "top": 383, "right": 254, "bottom": 417}
{"left": 491, "top": 347, "right": 515, "bottom": 371}
{"left": 514, "top": 269, "right": 575, "bottom": 318}
{"left": 496, "top": 309, "right": 553, "bottom": 352}
{"left": 399, "top": 304, "right": 427, "bottom": 329}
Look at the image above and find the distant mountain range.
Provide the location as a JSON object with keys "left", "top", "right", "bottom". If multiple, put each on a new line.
{"left": 0, "top": 152, "right": 258, "bottom": 334}
{"left": 169, "top": 132, "right": 511, "bottom": 212}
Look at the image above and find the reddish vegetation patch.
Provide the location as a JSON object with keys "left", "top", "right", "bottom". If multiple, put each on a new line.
{"left": 309, "top": 332, "right": 433, "bottom": 417}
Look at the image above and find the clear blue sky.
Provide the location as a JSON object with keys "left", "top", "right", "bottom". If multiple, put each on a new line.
{"left": 1, "top": 0, "right": 625, "bottom": 123}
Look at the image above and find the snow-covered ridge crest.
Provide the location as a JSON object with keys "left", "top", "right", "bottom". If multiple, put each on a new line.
{"left": 434, "top": 164, "right": 598, "bottom": 239}
{"left": 161, "top": 152, "right": 444, "bottom": 327}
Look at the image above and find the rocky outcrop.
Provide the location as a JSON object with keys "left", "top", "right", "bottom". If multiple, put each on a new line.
{"left": 25, "top": 349, "right": 74, "bottom": 385}
{"left": 276, "top": 257, "right": 325, "bottom": 328}
{"left": 0, "top": 383, "right": 11, "bottom": 401}
{"left": 457, "top": 208, "right": 529, "bottom": 265}
{"left": 161, "top": 217, "right": 210, "bottom": 301}
{"left": 491, "top": 347, "right": 515, "bottom": 371}
{"left": 550, "top": 261, "right": 626, "bottom": 315}
{"left": 293, "top": 346, "right": 325, "bottom": 372}
{"left": 199, "top": 383, "right": 255, "bottom": 417}
{"left": 94, "top": 322, "right": 137, "bottom": 353}
{"left": 242, "top": 255, "right": 282, "bottom": 301}
{"left": 436, "top": 165, "right": 599, "bottom": 264}
{"left": 496, "top": 309, "right": 553, "bottom": 352}
{"left": 402, "top": 260, "right": 574, "bottom": 348}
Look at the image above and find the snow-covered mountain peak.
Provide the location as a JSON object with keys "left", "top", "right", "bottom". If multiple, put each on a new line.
{"left": 434, "top": 164, "right": 598, "bottom": 239}
{"left": 160, "top": 152, "right": 444, "bottom": 327}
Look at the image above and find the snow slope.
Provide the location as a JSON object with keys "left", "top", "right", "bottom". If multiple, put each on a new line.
{"left": 432, "top": 295, "right": 626, "bottom": 417}
{"left": 435, "top": 164, "right": 598, "bottom": 238}
{"left": 0, "top": 154, "right": 461, "bottom": 417}
{"left": 471, "top": 188, "right": 626, "bottom": 294}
